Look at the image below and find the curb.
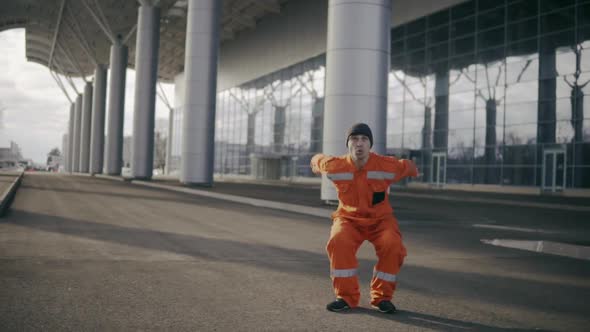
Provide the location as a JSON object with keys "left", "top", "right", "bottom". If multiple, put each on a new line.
{"left": 89, "top": 175, "right": 590, "bottom": 214}
{"left": 391, "top": 192, "right": 590, "bottom": 212}
{"left": 0, "top": 172, "right": 24, "bottom": 218}
{"left": 132, "top": 180, "right": 333, "bottom": 219}
{"left": 94, "top": 174, "right": 131, "bottom": 182}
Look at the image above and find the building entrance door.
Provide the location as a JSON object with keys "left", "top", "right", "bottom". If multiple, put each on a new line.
{"left": 542, "top": 148, "right": 566, "bottom": 192}
{"left": 431, "top": 152, "right": 447, "bottom": 187}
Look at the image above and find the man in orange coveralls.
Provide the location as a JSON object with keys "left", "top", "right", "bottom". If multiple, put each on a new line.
{"left": 310, "top": 123, "right": 418, "bottom": 314}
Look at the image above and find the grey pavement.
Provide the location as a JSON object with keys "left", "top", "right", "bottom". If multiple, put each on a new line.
{"left": 1, "top": 173, "right": 589, "bottom": 331}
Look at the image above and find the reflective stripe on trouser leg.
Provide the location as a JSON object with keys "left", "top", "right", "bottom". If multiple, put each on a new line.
{"left": 331, "top": 268, "right": 357, "bottom": 278}
{"left": 373, "top": 270, "right": 396, "bottom": 282}
{"left": 326, "top": 218, "right": 364, "bottom": 307}
{"left": 368, "top": 215, "right": 406, "bottom": 306}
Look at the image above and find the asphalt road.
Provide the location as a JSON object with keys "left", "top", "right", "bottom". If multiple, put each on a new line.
{"left": 1, "top": 173, "right": 589, "bottom": 331}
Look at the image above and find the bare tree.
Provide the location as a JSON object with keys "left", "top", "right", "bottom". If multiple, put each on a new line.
{"left": 462, "top": 62, "right": 504, "bottom": 181}
{"left": 295, "top": 69, "right": 324, "bottom": 153}
{"left": 392, "top": 69, "right": 461, "bottom": 182}
{"left": 564, "top": 43, "right": 590, "bottom": 187}
{"left": 156, "top": 83, "right": 174, "bottom": 173}
{"left": 228, "top": 88, "right": 267, "bottom": 155}
{"left": 153, "top": 131, "right": 167, "bottom": 172}
{"left": 462, "top": 59, "right": 533, "bottom": 184}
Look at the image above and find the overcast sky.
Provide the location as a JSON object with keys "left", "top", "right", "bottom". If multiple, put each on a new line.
{"left": 0, "top": 29, "right": 174, "bottom": 164}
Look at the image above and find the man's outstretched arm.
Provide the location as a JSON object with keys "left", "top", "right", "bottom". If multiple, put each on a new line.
{"left": 382, "top": 156, "right": 419, "bottom": 183}
{"left": 398, "top": 159, "right": 418, "bottom": 179}
{"left": 310, "top": 154, "right": 329, "bottom": 174}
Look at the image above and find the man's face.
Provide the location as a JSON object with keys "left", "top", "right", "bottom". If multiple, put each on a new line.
{"left": 347, "top": 134, "right": 371, "bottom": 161}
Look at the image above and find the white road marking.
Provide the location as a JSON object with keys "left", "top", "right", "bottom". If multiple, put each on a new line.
{"left": 472, "top": 224, "right": 559, "bottom": 234}
{"left": 481, "top": 239, "right": 590, "bottom": 261}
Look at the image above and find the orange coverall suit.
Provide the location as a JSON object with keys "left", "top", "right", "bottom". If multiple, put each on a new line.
{"left": 311, "top": 152, "right": 418, "bottom": 307}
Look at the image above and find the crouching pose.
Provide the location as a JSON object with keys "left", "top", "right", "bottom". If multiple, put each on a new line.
{"left": 311, "top": 123, "right": 418, "bottom": 313}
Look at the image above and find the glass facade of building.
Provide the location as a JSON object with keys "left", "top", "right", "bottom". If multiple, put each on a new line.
{"left": 171, "top": 0, "right": 590, "bottom": 189}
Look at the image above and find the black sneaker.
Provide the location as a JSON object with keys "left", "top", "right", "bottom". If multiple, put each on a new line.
{"left": 326, "top": 298, "right": 350, "bottom": 312}
{"left": 372, "top": 300, "right": 396, "bottom": 314}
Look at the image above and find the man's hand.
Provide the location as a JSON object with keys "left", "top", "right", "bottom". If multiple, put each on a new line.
{"left": 310, "top": 154, "right": 325, "bottom": 174}
{"left": 402, "top": 159, "right": 418, "bottom": 178}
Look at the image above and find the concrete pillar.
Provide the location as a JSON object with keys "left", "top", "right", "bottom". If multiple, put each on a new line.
{"left": 105, "top": 42, "right": 128, "bottom": 175}
{"left": 90, "top": 65, "right": 107, "bottom": 174}
{"left": 67, "top": 103, "right": 75, "bottom": 172}
{"left": 537, "top": 50, "right": 557, "bottom": 145}
{"left": 79, "top": 82, "right": 93, "bottom": 173}
{"left": 273, "top": 106, "right": 286, "bottom": 153}
{"left": 536, "top": 48, "right": 557, "bottom": 187}
{"left": 421, "top": 106, "right": 432, "bottom": 182}
{"left": 132, "top": 3, "right": 160, "bottom": 179}
{"left": 180, "top": 0, "right": 221, "bottom": 185}
{"left": 433, "top": 70, "right": 449, "bottom": 151}
{"left": 310, "top": 98, "right": 324, "bottom": 153}
{"left": 165, "top": 106, "right": 174, "bottom": 175}
{"left": 321, "top": 0, "right": 391, "bottom": 201}
{"left": 72, "top": 94, "right": 83, "bottom": 172}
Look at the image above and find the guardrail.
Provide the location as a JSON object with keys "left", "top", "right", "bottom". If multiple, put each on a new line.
{"left": 0, "top": 172, "right": 24, "bottom": 217}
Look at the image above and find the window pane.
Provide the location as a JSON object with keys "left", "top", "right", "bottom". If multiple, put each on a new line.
{"left": 508, "top": 0, "right": 538, "bottom": 22}
{"left": 429, "top": 10, "right": 449, "bottom": 28}
{"left": 449, "top": 109, "right": 474, "bottom": 129}
{"left": 427, "top": 43, "right": 449, "bottom": 62}
{"left": 508, "top": 18, "right": 537, "bottom": 43}
{"left": 502, "top": 166, "right": 536, "bottom": 185}
{"left": 478, "top": 7, "right": 505, "bottom": 30}
{"left": 390, "top": 102, "right": 404, "bottom": 119}
{"left": 505, "top": 123, "right": 537, "bottom": 145}
{"left": 407, "top": 33, "right": 426, "bottom": 50}
{"left": 541, "top": 8, "right": 575, "bottom": 34}
{"left": 506, "top": 81, "right": 538, "bottom": 104}
{"left": 452, "top": 36, "right": 475, "bottom": 56}
{"left": 541, "top": 30, "right": 575, "bottom": 55}
{"left": 450, "top": 69, "right": 476, "bottom": 93}
{"left": 452, "top": 1, "right": 475, "bottom": 19}
{"left": 507, "top": 38, "right": 538, "bottom": 56}
{"left": 448, "top": 128, "right": 474, "bottom": 149}
{"left": 556, "top": 120, "right": 575, "bottom": 143}
{"left": 451, "top": 17, "right": 475, "bottom": 39}
{"left": 407, "top": 17, "right": 426, "bottom": 35}
{"left": 450, "top": 90, "right": 475, "bottom": 111}
{"left": 505, "top": 101, "right": 537, "bottom": 126}
{"left": 473, "top": 166, "right": 501, "bottom": 184}
{"left": 556, "top": 49, "right": 578, "bottom": 76}
{"left": 540, "top": 0, "right": 574, "bottom": 14}
{"left": 404, "top": 115, "right": 425, "bottom": 133}
{"left": 506, "top": 56, "right": 538, "bottom": 84}
{"left": 447, "top": 166, "right": 472, "bottom": 184}
{"left": 403, "top": 131, "right": 423, "bottom": 149}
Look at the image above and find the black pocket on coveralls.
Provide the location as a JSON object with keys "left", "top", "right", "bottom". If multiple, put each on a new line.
{"left": 372, "top": 191, "right": 385, "bottom": 205}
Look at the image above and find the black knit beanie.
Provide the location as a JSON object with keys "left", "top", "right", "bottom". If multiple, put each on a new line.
{"left": 346, "top": 123, "right": 373, "bottom": 148}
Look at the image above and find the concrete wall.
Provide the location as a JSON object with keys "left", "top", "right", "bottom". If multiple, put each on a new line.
{"left": 217, "top": 0, "right": 467, "bottom": 91}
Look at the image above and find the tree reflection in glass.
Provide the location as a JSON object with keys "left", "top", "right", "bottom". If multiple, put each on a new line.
{"left": 563, "top": 43, "right": 589, "bottom": 187}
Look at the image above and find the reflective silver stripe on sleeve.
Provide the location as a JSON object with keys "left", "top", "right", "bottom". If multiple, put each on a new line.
{"left": 327, "top": 172, "right": 354, "bottom": 181}
{"left": 367, "top": 171, "right": 395, "bottom": 180}
{"left": 373, "top": 270, "right": 397, "bottom": 282}
{"left": 331, "top": 268, "right": 357, "bottom": 278}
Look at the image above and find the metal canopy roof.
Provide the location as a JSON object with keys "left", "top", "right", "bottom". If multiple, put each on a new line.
{"left": 0, "top": 0, "right": 287, "bottom": 82}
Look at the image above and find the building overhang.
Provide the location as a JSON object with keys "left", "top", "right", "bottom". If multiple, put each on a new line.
{"left": 0, "top": 0, "right": 288, "bottom": 82}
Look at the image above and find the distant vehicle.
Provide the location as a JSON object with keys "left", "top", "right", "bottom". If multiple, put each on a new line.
{"left": 46, "top": 155, "right": 63, "bottom": 172}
